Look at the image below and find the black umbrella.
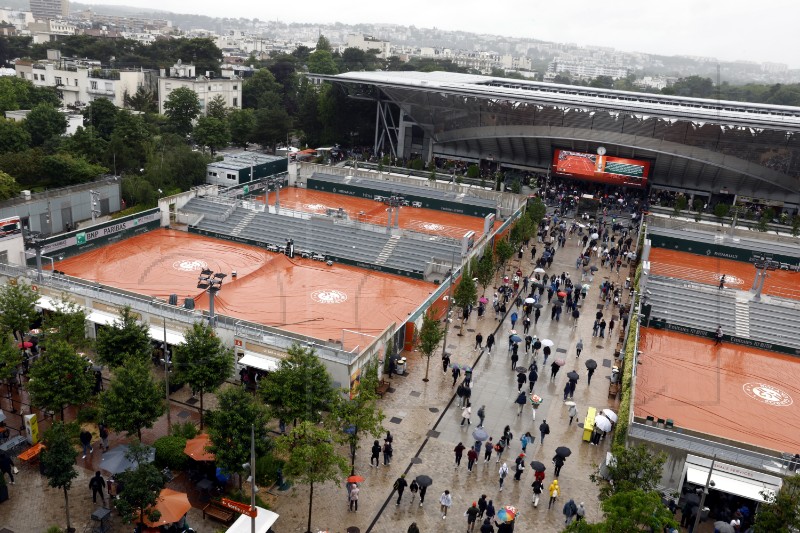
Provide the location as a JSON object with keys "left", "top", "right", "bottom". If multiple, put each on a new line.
{"left": 567, "top": 371, "right": 579, "bottom": 381}
{"left": 516, "top": 366, "right": 527, "bottom": 373}
{"left": 415, "top": 475, "right": 433, "bottom": 488}
{"left": 555, "top": 446, "right": 572, "bottom": 458}
{"left": 589, "top": 266, "right": 599, "bottom": 272}
{"left": 530, "top": 461, "right": 546, "bottom": 472}
{"left": 533, "top": 341, "right": 542, "bottom": 350}
{"left": 533, "top": 303, "right": 543, "bottom": 309}
{"left": 585, "top": 359, "right": 598, "bottom": 370}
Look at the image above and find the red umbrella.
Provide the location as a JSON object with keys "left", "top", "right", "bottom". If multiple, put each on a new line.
{"left": 143, "top": 488, "right": 191, "bottom": 527}
{"left": 17, "top": 341, "right": 32, "bottom": 349}
{"left": 347, "top": 475, "right": 365, "bottom": 483}
{"left": 183, "top": 434, "right": 215, "bottom": 462}
{"left": 557, "top": 291, "right": 566, "bottom": 298}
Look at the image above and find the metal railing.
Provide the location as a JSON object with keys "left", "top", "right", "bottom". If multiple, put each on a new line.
{"left": 646, "top": 212, "right": 800, "bottom": 248}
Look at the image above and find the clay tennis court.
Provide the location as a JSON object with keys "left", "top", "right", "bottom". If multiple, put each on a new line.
{"left": 55, "top": 229, "right": 434, "bottom": 348}
{"left": 649, "top": 248, "right": 800, "bottom": 301}
{"left": 258, "top": 187, "right": 491, "bottom": 239}
{"left": 635, "top": 328, "right": 800, "bottom": 452}
{"left": 556, "top": 152, "right": 597, "bottom": 175}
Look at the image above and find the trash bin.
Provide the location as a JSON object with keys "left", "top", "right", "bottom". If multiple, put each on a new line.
{"left": 395, "top": 358, "right": 407, "bottom": 375}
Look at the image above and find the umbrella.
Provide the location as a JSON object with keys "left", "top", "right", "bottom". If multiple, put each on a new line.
{"left": 594, "top": 415, "right": 612, "bottom": 432}
{"left": 566, "top": 371, "right": 579, "bottom": 381}
{"left": 555, "top": 446, "right": 572, "bottom": 458}
{"left": 215, "top": 467, "right": 230, "bottom": 484}
{"left": 184, "top": 433, "right": 215, "bottom": 462}
{"left": 714, "top": 521, "right": 735, "bottom": 533}
{"left": 17, "top": 341, "right": 33, "bottom": 349}
{"left": 496, "top": 506, "right": 518, "bottom": 523}
{"left": 515, "top": 366, "right": 527, "bottom": 373}
{"left": 472, "top": 428, "right": 489, "bottom": 442}
{"left": 100, "top": 444, "right": 155, "bottom": 475}
{"left": 554, "top": 359, "right": 566, "bottom": 367}
{"left": 541, "top": 339, "right": 554, "bottom": 348}
{"left": 28, "top": 329, "right": 41, "bottom": 335}
{"left": 524, "top": 297, "right": 535, "bottom": 304}
{"left": 590, "top": 266, "right": 599, "bottom": 272}
{"left": 533, "top": 340, "right": 542, "bottom": 350}
{"left": 479, "top": 296, "right": 489, "bottom": 304}
{"left": 509, "top": 329, "right": 517, "bottom": 335}
{"left": 582, "top": 283, "right": 591, "bottom": 290}
{"left": 347, "top": 475, "right": 365, "bottom": 483}
{"left": 530, "top": 461, "right": 546, "bottom": 472}
{"left": 414, "top": 475, "right": 433, "bottom": 487}
{"left": 143, "top": 488, "right": 191, "bottom": 527}
{"left": 557, "top": 291, "right": 566, "bottom": 298}
{"left": 510, "top": 335, "right": 522, "bottom": 343}
{"left": 533, "top": 303, "right": 543, "bottom": 309}
{"left": 534, "top": 267, "right": 546, "bottom": 274}
{"left": 564, "top": 401, "right": 576, "bottom": 407}
{"left": 590, "top": 233, "right": 599, "bottom": 240}
{"left": 585, "top": 359, "right": 598, "bottom": 370}
{"left": 602, "top": 409, "right": 618, "bottom": 422}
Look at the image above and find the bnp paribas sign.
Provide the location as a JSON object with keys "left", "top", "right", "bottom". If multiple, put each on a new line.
{"left": 39, "top": 210, "right": 161, "bottom": 256}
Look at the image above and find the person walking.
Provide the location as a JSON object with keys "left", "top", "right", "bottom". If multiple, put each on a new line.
{"left": 349, "top": 483, "right": 360, "bottom": 512}
{"left": 419, "top": 483, "right": 428, "bottom": 507}
{"left": 407, "top": 523, "right": 420, "bottom": 533}
{"left": 89, "top": 471, "right": 106, "bottom": 506}
{"left": 516, "top": 371, "right": 527, "bottom": 392}
{"left": 393, "top": 474, "right": 408, "bottom": 505}
{"left": 440, "top": 490, "right": 453, "bottom": 519}
{"left": 528, "top": 364, "right": 538, "bottom": 392}
{"left": 719, "top": 274, "right": 726, "bottom": 290}
{"left": 477, "top": 405, "right": 486, "bottom": 428}
{"left": 442, "top": 351, "right": 451, "bottom": 373}
{"left": 480, "top": 518, "right": 494, "bottom": 533}
{"left": 576, "top": 502, "right": 586, "bottom": 522}
{"left": 522, "top": 316, "right": 531, "bottom": 334}
{"left": 515, "top": 390, "right": 527, "bottom": 416}
{"left": 466, "top": 501, "right": 480, "bottom": 532}
{"left": 715, "top": 325, "right": 723, "bottom": 346}
{"left": 370, "top": 440, "right": 381, "bottom": 467}
{"left": 495, "top": 438, "right": 507, "bottom": 464}
{"left": 409, "top": 479, "right": 419, "bottom": 503}
{"left": 563, "top": 381, "right": 571, "bottom": 402}
{"left": 510, "top": 311, "right": 518, "bottom": 329}
{"left": 80, "top": 429, "right": 94, "bottom": 459}
{"left": 475, "top": 333, "right": 483, "bottom": 350}
{"left": 587, "top": 367, "right": 596, "bottom": 385}
{"left": 550, "top": 360, "right": 561, "bottom": 381}
{"left": 486, "top": 333, "right": 495, "bottom": 354}
{"left": 498, "top": 462, "right": 509, "bottom": 491}
{"left": 461, "top": 404, "right": 472, "bottom": 426}
{"left": 513, "top": 458, "right": 525, "bottom": 481}
{"left": 467, "top": 447, "right": 478, "bottom": 472}
{"left": 539, "top": 420, "right": 550, "bottom": 445}
{"left": 553, "top": 454, "right": 566, "bottom": 477}
{"left": 477, "top": 494, "right": 488, "bottom": 518}
{"left": 454, "top": 442, "right": 466, "bottom": 468}
{"left": 484, "top": 437, "right": 493, "bottom": 463}
{"left": 383, "top": 440, "right": 393, "bottom": 465}
{"left": 98, "top": 423, "right": 110, "bottom": 452}
{"left": 563, "top": 498, "right": 578, "bottom": 525}
{"left": 531, "top": 478, "right": 544, "bottom": 507}
{"left": 548, "top": 480, "right": 560, "bottom": 509}
{"left": 486, "top": 500, "right": 496, "bottom": 522}
{"left": 0, "top": 453, "right": 14, "bottom": 485}
{"left": 452, "top": 365, "right": 462, "bottom": 386}
{"left": 568, "top": 404, "right": 578, "bottom": 425}
{"left": 520, "top": 432, "right": 532, "bottom": 453}
{"left": 576, "top": 339, "right": 583, "bottom": 358}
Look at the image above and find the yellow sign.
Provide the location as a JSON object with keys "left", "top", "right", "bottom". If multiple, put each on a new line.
{"left": 24, "top": 414, "right": 39, "bottom": 445}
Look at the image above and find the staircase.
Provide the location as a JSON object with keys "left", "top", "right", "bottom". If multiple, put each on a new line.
{"left": 231, "top": 211, "right": 256, "bottom": 236}
{"left": 375, "top": 235, "right": 401, "bottom": 265}
{"left": 734, "top": 293, "right": 751, "bottom": 338}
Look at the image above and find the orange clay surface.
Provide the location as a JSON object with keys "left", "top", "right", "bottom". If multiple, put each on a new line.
{"left": 259, "top": 187, "right": 492, "bottom": 239}
{"left": 634, "top": 328, "right": 800, "bottom": 452}
{"left": 649, "top": 248, "right": 800, "bottom": 301}
{"left": 55, "top": 229, "right": 435, "bottom": 347}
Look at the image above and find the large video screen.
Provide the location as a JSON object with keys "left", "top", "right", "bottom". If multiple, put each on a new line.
{"left": 552, "top": 150, "right": 650, "bottom": 188}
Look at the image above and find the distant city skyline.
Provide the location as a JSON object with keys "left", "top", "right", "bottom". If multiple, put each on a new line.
{"left": 81, "top": 0, "right": 799, "bottom": 69}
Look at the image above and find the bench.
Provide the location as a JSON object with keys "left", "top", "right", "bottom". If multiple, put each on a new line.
{"left": 376, "top": 380, "right": 391, "bottom": 398}
{"left": 0, "top": 435, "right": 25, "bottom": 453}
{"left": 202, "top": 502, "right": 235, "bottom": 523}
{"left": 18, "top": 442, "right": 45, "bottom": 462}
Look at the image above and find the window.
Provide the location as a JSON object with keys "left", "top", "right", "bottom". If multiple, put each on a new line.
{"left": 104, "top": 82, "right": 112, "bottom": 91}
{"left": 233, "top": 85, "right": 237, "bottom": 90}
{"left": 33, "top": 73, "right": 38, "bottom": 81}
{"left": 227, "top": 174, "right": 237, "bottom": 181}
{"left": 165, "top": 82, "right": 171, "bottom": 89}
{"left": 90, "top": 81, "right": 98, "bottom": 90}
{"left": 74, "top": 79, "right": 78, "bottom": 86}
{"left": 55, "top": 76, "right": 62, "bottom": 85}
{"left": 208, "top": 85, "right": 211, "bottom": 91}
{"left": 208, "top": 171, "right": 217, "bottom": 177}
{"left": 0, "top": 251, "right": 7, "bottom": 265}
{"left": 232, "top": 97, "right": 238, "bottom": 107}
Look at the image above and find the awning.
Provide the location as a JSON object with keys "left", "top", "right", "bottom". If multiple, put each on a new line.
{"left": 148, "top": 325, "right": 185, "bottom": 346}
{"left": 225, "top": 507, "right": 278, "bottom": 533}
{"left": 36, "top": 295, "right": 58, "bottom": 311}
{"left": 686, "top": 465, "right": 780, "bottom": 503}
{"left": 87, "top": 310, "right": 118, "bottom": 326}
{"left": 238, "top": 352, "right": 280, "bottom": 372}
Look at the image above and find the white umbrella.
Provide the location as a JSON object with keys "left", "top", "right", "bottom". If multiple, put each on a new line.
{"left": 576, "top": 223, "right": 586, "bottom": 228}
{"left": 602, "top": 409, "right": 618, "bottom": 422}
{"left": 524, "top": 297, "right": 535, "bottom": 304}
{"left": 590, "top": 233, "right": 599, "bottom": 240}
{"left": 534, "top": 267, "right": 546, "bottom": 274}
{"left": 594, "top": 415, "right": 612, "bottom": 432}
{"left": 541, "top": 339, "right": 555, "bottom": 348}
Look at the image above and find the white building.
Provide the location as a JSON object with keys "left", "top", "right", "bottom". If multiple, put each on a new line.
{"left": 0, "top": 8, "right": 34, "bottom": 30}
{"left": 28, "top": 18, "right": 76, "bottom": 43}
{"left": 29, "top": 0, "right": 68, "bottom": 20}
{"left": 157, "top": 61, "right": 242, "bottom": 115}
{"left": 548, "top": 60, "right": 629, "bottom": 80}
{"left": 345, "top": 34, "right": 391, "bottom": 59}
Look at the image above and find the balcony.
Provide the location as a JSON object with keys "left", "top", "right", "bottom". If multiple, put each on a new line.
{"left": 87, "top": 87, "right": 115, "bottom": 96}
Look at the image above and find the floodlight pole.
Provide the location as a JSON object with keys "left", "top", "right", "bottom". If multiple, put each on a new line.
{"left": 692, "top": 455, "right": 716, "bottom": 533}
{"left": 251, "top": 424, "right": 256, "bottom": 533}
{"left": 163, "top": 317, "right": 171, "bottom": 431}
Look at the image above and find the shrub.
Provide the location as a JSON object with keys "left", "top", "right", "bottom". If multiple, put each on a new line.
{"left": 713, "top": 203, "right": 730, "bottom": 219}
{"left": 153, "top": 435, "right": 188, "bottom": 470}
{"left": 77, "top": 406, "right": 99, "bottom": 424}
{"left": 466, "top": 164, "right": 480, "bottom": 179}
{"left": 410, "top": 158, "right": 424, "bottom": 171}
{"left": 170, "top": 421, "right": 198, "bottom": 440}
{"left": 255, "top": 454, "right": 285, "bottom": 486}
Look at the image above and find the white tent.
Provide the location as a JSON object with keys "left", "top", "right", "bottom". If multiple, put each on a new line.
{"left": 225, "top": 507, "right": 279, "bottom": 533}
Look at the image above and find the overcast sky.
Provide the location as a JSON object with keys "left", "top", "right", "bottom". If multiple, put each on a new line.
{"left": 84, "top": 0, "right": 799, "bottom": 68}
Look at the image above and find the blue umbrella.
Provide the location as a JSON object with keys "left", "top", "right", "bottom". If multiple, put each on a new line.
{"left": 510, "top": 335, "right": 522, "bottom": 343}
{"left": 215, "top": 467, "right": 230, "bottom": 484}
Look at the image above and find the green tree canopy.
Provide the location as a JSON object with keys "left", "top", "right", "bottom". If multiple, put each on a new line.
{"left": 124, "top": 86, "right": 158, "bottom": 113}
{"left": 172, "top": 322, "right": 234, "bottom": 428}
{"left": 475, "top": 253, "right": 495, "bottom": 296}
{"left": 494, "top": 238, "right": 515, "bottom": 273}
{"left": 41, "top": 421, "right": 80, "bottom": 532}
{"left": 260, "top": 343, "right": 336, "bottom": 425}
{"left": 565, "top": 489, "right": 678, "bottom": 532}
{"left": 242, "top": 69, "right": 283, "bottom": 110}
{"left": 0, "top": 170, "right": 19, "bottom": 202}
{"left": 95, "top": 305, "right": 152, "bottom": 367}
{"left": 206, "top": 94, "right": 228, "bottom": 120}
{"left": 115, "top": 441, "right": 166, "bottom": 527}
{"left": 227, "top": 108, "right": 255, "bottom": 147}
{"left": 193, "top": 115, "right": 230, "bottom": 154}
{"left": 28, "top": 340, "right": 93, "bottom": 420}
{"left": 417, "top": 309, "right": 445, "bottom": 381}
{"left": 754, "top": 474, "right": 800, "bottom": 532}
{"left": 0, "top": 281, "right": 39, "bottom": 340}
{"left": 591, "top": 444, "right": 667, "bottom": 500}
{"left": 24, "top": 103, "right": 67, "bottom": 146}
{"left": 163, "top": 87, "right": 200, "bottom": 137}
{"left": 453, "top": 273, "right": 477, "bottom": 327}
{"left": 101, "top": 358, "right": 165, "bottom": 440}
{"left": 307, "top": 50, "right": 338, "bottom": 75}
{"left": 252, "top": 106, "right": 291, "bottom": 149}
{"left": 0, "top": 118, "right": 31, "bottom": 153}
{"left": 206, "top": 386, "right": 270, "bottom": 486}
{"left": 44, "top": 294, "right": 91, "bottom": 351}
{"left": 82, "top": 98, "right": 118, "bottom": 139}
{"left": 315, "top": 35, "right": 332, "bottom": 52}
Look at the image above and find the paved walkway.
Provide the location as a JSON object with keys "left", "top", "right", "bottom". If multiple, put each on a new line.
{"left": 270, "top": 224, "right": 632, "bottom": 533}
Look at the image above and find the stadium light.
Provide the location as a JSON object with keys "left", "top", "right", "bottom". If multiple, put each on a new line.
{"left": 197, "top": 268, "right": 226, "bottom": 325}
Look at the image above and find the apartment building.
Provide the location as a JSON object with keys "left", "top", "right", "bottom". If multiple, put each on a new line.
{"left": 157, "top": 61, "right": 242, "bottom": 115}
{"left": 29, "top": 0, "right": 68, "bottom": 20}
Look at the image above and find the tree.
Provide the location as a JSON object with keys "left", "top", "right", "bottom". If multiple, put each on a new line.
{"left": 564, "top": 489, "right": 678, "bottom": 532}
{"left": 205, "top": 386, "right": 270, "bottom": 487}
{"left": 315, "top": 35, "right": 332, "bottom": 52}
{"left": 82, "top": 98, "right": 118, "bottom": 139}
{"left": 163, "top": 87, "right": 200, "bottom": 137}
{"left": 63, "top": 126, "right": 108, "bottom": 165}
{"left": 494, "top": 238, "right": 515, "bottom": 277}
{"left": 44, "top": 293, "right": 91, "bottom": 351}
{"left": 242, "top": 69, "right": 283, "bottom": 110}
{"left": 0, "top": 118, "right": 31, "bottom": 153}
{"left": 24, "top": 103, "right": 67, "bottom": 146}
{"left": 95, "top": 306, "right": 151, "bottom": 368}
{"left": 40, "top": 422, "right": 79, "bottom": 533}
{"left": 275, "top": 422, "right": 348, "bottom": 533}
{"left": 115, "top": 441, "right": 165, "bottom": 528}
{"left": 591, "top": 444, "right": 667, "bottom": 500}
{"left": 172, "top": 322, "right": 234, "bottom": 429}
{"left": 28, "top": 340, "right": 93, "bottom": 420}
{"left": 328, "top": 358, "right": 385, "bottom": 474}
{"left": 475, "top": 253, "right": 495, "bottom": 296}
{"left": 527, "top": 197, "right": 548, "bottom": 226}
{"left": 0, "top": 333, "right": 22, "bottom": 404}
{"left": 193, "top": 116, "right": 230, "bottom": 154}
{"left": 307, "top": 50, "right": 338, "bottom": 75}
{"left": 417, "top": 310, "right": 445, "bottom": 382}
{"left": 754, "top": 474, "right": 800, "bottom": 532}
{"left": 452, "top": 274, "right": 477, "bottom": 335}
{"left": 0, "top": 281, "right": 39, "bottom": 341}
{"left": 0, "top": 170, "right": 19, "bottom": 202}
{"left": 206, "top": 94, "right": 228, "bottom": 120}
{"left": 124, "top": 86, "right": 158, "bottom": 113}
{"left": 260, "top": 343, "right": 336, "bottom": 425}
{"left": 101, "top": 359, "right": 165, "bottom": 440}
{"left": 252, "top": 106, "right": 291, "bottom": 149}
{"left": 227, "top": 108, "right": 255, "bottom": 147}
